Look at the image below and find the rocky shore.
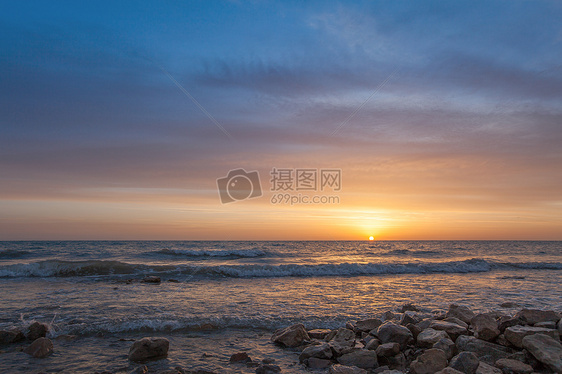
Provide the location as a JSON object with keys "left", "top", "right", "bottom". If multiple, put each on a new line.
{"left": 1, "top": 304, "right": 561, "bottom": 373}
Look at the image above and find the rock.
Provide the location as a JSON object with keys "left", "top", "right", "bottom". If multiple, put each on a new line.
{"left": 142, "top": 276, "right": 161, "bottom": 284}
{"left": 521, "top": 333, "right": 562, "bottom": 373}
{"left": 434, "top": 337, "right": 457, "bottom": 359}
{"left": 27, "top": 322, "right": 49, "bottom": 341}
{"left": 230, "top": 352, "right": 251, "bottom": 363}
{"left": 376, "top": 322, "right": 413, "bottom": 349}
{"left": 416, "top": 318, "right": 435, "bottom": 331}
{"left": 168, "top": 279, "right": 180, "bottom": 283}
{"left": 498, "top": 317, "right": 522, "bottom": 333}
{"left": 444, "top": 317, "right": 469, "bottom": 329}
{"left": 23, "top": 337, "right": 53, "bottom": 358}
{"left": 471, "top": 314, "right": 500, "bottom": 341}
{"left": 494, "top": 358, "right": 533, "bottom": 374}
{"left": 449, "top": 352, "right": 479, "bottom": 374}
{"left": 382, "top": 311, "right": 397, "bottom": 321}
{"left": 375, "top": 343, "right": 400, "bottom": 357}
{"left": 400, "top": 312, "right": 419, "bottom": 326}
{"left": 417, "top": 328, "right": 449, "bottom": 348}
{"left": 495, "top": 334, "right": 510, "bottom": 347}
{"left": 476, "top": 362, "right": 502, "bottom": 374}
{"left": 535, "top": 321, "right": 557, "bottom": 329}
{"left": 387, "top": 352, "right": 407, "bottom": 371}
{"left": 430, "top": 320, "right": 468, "bottom": 340}
{"left": 401, "top": 303, "right": 420, "bottom": 312}
{"left": 271, "top": 324, "right": 309, "bottom": 347}
{"left": 409, "top": 348, "right": 448, "bottom": 374}
{"left": 0, "top": 329, "right": 25, "bottom": 345}
{"left": 255, "top": 364, "right": 282, "bottom": 374}
{"left": 299, "top": 343, "right": 332, "bottom": 362}
{"left": 308, "top": 329, "right": 331, "bottom": 339}
{"left": 455, "top": 336, "right": 513, "bottom": 363}
{"left": 447, "top": 305, "right": 475, "bottom": 324}
{"left": 406, "top": 323, "right": 422, "bottom": 340}
{"left": 436, "top": 369, "right": 464, "bottom": 374}
{"left": 504, "top": 325, "right": 560, "bottom": 348}
{"left": 500, "top": 302, "right": 519, "bottom": 308}
{"left": 337, "top": 349, "right": 379, "bottom": 369}
{"left": 559, "top": 318, "right": 562, "bottom": 335}
{"left": 365, "top": 338, "right": 381, "bottom": 350}
{"left": 128, "top": 337, "right": 169, "bottom": 362}
{"left": 307, "top": 357, "right": 332, "bottom": 368}
{"left": 330, "top": 328, "right": 356, "bottom": 354}
{"left": 330, "top": 364, "right": 368, "bottom": 374}
{"left": 514, "top": 309, "right": 561, "bottom": 325}
{"left": 356, "top": 318, "right": 383, "bottom": 332}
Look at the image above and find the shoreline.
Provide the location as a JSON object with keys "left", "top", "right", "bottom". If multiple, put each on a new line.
{"left": 1, "top": 304, "right": 561, "bottom": 374}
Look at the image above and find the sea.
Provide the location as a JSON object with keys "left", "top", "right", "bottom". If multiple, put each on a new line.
{"left": 0, "top": 241, "right": 561, "bottom": 373}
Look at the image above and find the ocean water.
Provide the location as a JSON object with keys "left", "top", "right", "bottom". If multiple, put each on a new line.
{"left": 0, "top": 241, "right": 561, "bottom": 373}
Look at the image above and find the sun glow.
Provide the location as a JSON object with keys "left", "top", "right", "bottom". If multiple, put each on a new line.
{"left": 369, "top": 236, "right": 374, "bottom": 241}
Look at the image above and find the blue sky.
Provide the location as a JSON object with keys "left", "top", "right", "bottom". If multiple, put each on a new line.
{"left": 1, "top": 1, "right": 562, "bottom": 239}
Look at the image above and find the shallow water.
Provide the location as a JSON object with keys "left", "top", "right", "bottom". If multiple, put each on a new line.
{"left": 0, "top": 241, "right": 561, "bottom": 373}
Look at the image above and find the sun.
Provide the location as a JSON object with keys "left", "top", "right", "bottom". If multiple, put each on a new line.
{"left": 369, "top": 236, "right": 374, "bottom": 241}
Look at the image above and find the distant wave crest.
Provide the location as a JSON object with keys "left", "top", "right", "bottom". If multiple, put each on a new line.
{"left": 154, "top": 248, "right": 269, "bottom": 258}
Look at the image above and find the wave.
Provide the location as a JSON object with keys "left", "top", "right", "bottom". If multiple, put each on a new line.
{"left": 153, "top": 248, "right": 269, "bottom": 258}
{"left": 0, "top": 250, "right": 32, "bottom": 259}
{"left": 2, "top": 258, "right": 561, "bottom": 279}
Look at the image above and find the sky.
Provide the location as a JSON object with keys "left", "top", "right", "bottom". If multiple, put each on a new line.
{"left": 1, "top": 0, "right": 562, "bottom": 240}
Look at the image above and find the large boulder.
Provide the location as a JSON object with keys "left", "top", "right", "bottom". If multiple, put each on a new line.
{"left": 337, "top": 349, "right": 378, "bottom": 370}
{"left": 23, "top": 337, "right": 53, "bottom": 358}
{"left": 504, "top": 325, "right": 560, "bottom": 348}
{"left": 447, "top": 305, "right": 475, "bottom": 324}
{"left": 449, "top": 352, "right": 479, "bottom": 374}
{"left": 329, "top": 365, "right": 368, "bottom": 374}
{"left": 27, "top": 322, "right": 49, "bottom": 341}
{"left": 299, "top": 343, "right": 332, "bottom": 362}
{"left": 409, "top": 348, "right": 448, "bottom": 374}
{"left": 430, "top": 320, "right": 468, "bottom": 341}
{"left": 494, "top": 358, "right": 533, "bottom": 374}
{"left": 329, "top": 328, "right": 356, "bottom": 354}
{"left": 376, "top": 322, "right": 413, "bottom": 350}
{"left": 521, "top": 333, "right": 562, "bottom": 373}
{"left": 271, "top": 324, "right": 309, "bottom": 347}
{"left": 515, "top": 309, "right": 561, "bottom": 325}
{"left": 128, "top": 337, "right": 169, "bottom": 362}
{"left": 471, "top": 314, "right": 500, "bottom": 341}
{"left": 417, "top": 328, "right": 449, "bottom": 348}
{"left": 455, "top": 336, "right": 513, "bottom": 363}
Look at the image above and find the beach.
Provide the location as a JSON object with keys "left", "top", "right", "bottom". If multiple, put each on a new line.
{"left": 0, "top": 241, "right": 561, "bottom": 373}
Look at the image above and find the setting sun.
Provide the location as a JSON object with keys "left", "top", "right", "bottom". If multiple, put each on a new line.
{"left": 369, "top": 236, "right": 374, "bottom": 241}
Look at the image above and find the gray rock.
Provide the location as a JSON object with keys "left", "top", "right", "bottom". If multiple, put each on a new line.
{"left": 535, "top": 321, "right": 557, "bottom": 329}
{"left": 356, "top": 318, "right": 383, "bottom": 332}
{"left": 329, "top": 365, "right": 368, "bottom": 374}
{"left": 338, "top": 349, "right": 378, "bottom": 369}
{"left": 128, "top": 337, "right": 169, "bottom": 362}
{"left": 299, "top": 343, "right": 332, "bottom": 362}
{"left": 504, "top": 325, "right": 560, "bottom": 348}
{"left": 521, "top": 333, "right": 562, "bottom": 373}
{"left": 434, "top": 337, "right": 457, "bottom": 360}
{"left": 406, "top": 323, "right": 422, "bottom": 340}
{"left": 559, "top": 318, "right": 562, "bottom": 335}
{"left": 417, "top": 328, "right": 449, "bottom": 348}
{"left": 475, "top": 362, "right": 502, "bottom": 374}
{"left": 142, "top": 276, "right": 161, "bottom": 283}
{"left": 365, "top": 337, "right": 381, "bottom": 350}
{"left": 455, "top": 336, "right": 513, "bottom": 364}
{"left": 514, "top": 309, "right": 561, "bottom": 325}
{"left": 307, "top": 357, "right": 332, "bottom": 368}
{"left": 230, "top": 352, "right": 251, "bottom": 363}
{"left": 471, "top": 314, "right": 500, "bottom": 341}
{"left": 400, "top": 312, "right": 419, "bottom": 326}
{"left": 495, "top": 358, "right": 533, "bottom": 374}
{"left": 27, "top": 322, "right": 49, "bottom": 341}
{"left": 409, "top": 348, "right": 448, "bottom": 374}
{"left": 376, "top": 322, "right": 413, "bottom": 350}
{"left": 308, "top": 329, "right": 332, "bottom": 339}
{"left": 416, "top": 318, "right": 435, "bottom": 331}
{"left": 430, "top": 320, "right": 468, "bottom": 341}
{"left": 498, "top": 317, "right": 522, "bottom": 333}
{"left": 23, "top": 337, "right": 53, "bottom": 358}
{"left": 378, "top": 370, "right": 404, "bottom": 374}
{"left": 447, "top": 305, "right": 475, "bottom": 324}
{"left": 401, "top": 303, "right": 420, "bottom": 313}
{"left": 444, "top": 317, "right": 469, "bottom": 329}
{"left": 382, "top": 311, "right": 397, "bottom": 321}
{"left": 436, "top": 369, "right": 464, "bottom": 374}
{"left": 330, "top": 328, "right": 357, "bottom": 354}
{"left": 255, "top": 364, "right": 282, "bottom": 374}
{"left": 271, "top": 324, "right": 310, "bottom": 347}
{"left": 449, "top": 352, "right": 479, "bottom": 374}
{"left": 375, "top": 343, "right": 400, "bottom": 357}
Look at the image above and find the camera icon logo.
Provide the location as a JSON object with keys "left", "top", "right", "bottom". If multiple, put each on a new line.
{"left": 217, "top": 168, "right": 263, "bottom": 204}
